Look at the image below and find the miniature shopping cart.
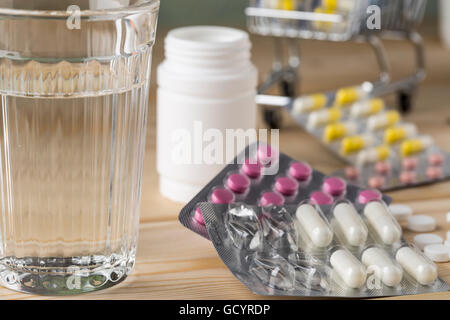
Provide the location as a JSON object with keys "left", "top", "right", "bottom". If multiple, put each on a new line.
{"left": 245, "top": 0, "right": 427, "bottom": 128}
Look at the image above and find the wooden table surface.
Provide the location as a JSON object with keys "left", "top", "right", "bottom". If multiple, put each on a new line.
{"left": 1, "top": 30, "right": 449, "bottom": 300}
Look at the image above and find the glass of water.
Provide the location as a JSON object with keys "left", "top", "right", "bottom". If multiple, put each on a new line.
{"left": 0, "top": 0, "right": 159, "bottom": 295}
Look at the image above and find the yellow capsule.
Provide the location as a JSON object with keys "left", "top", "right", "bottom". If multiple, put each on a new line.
{"left": 401, "top": 136, "right": 434, "bottom": 157}
{"left": 323, "top": 0, "right": 337, "bottom": 11}
{"left": 376, "top": 145, "right": 390, "bottom": 161}
{"left": 323, "top": 122, "right": 357, "bottom": 143}
{"left": 335, "top": 87, "right": 361, "bottom": 107}
{"left": 384, "top": 124, "right": 417, "bottom": 145}
{"left": 386, "top": 111, "right": 400, "bottom": 126}
{"left": 312, "top": 94, "right": 327, "bottom": 110}
{"left": 281, "top": 0, "right": 296, "bottom": 10}
{"left": 370, "top": 99, "right": 385, "bottom": 114}
{"left": 341, "top": 135, "right": 374, "bottom": 155}
{"left": 328, "top": 108, "right": 341, "bottom": 122}
{"left": 313, "top": 7, "right": 334, "bottom": 30}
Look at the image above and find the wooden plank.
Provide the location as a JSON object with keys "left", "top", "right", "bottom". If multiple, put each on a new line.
{"left": 0, "top": 216, "right": 448, "bottom": 300}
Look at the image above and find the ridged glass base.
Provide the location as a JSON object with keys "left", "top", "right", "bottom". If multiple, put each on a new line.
{"left": 0, "top": 254, "right": 135, "bottom": 295}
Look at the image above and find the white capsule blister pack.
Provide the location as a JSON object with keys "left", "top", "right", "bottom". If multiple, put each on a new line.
{"left": 198, "top": 201, "right": 449, "bottom": 298}
{"left": 179, "top": 143, "right": 391, "bottom": 240}
{"left": 288, "top": 86, "right": 450, "bottom": 191}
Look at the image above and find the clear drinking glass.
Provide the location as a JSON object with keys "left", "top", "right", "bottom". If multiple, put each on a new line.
{"left": 0, "top": 0, "right": 159, "bottom": 295}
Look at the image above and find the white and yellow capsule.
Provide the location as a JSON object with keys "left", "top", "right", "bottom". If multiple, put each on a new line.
{"left": 321, "top": 0, "right": 337, "bottom": 11}
{"left": 313, "top": 6, "right": 334, "bottom": 30}
{"left": 325, "top": 0, "right": 356, "bottom": 12}
{"left": 350, "top": 98, "right": 385, "bottom": 118}
{"left": 292, "top": 94, "right": 328, "bottom": 115}
{"left": 367, "top": 110, "right": 401, "bottom": 131}
{"left": 334, "top": 86, "right": 367, "bottom": 107}
{"left": 341, "top": 134, "right": 376, "bottom": 155}
{"left": 356, "top": 145, "right": 391, "bottom": 165}
{"left": 323, "top": 122, "right": 358, "bottom": 143}
{"left": 307, "top": 107, "right": 342, "bottom": 129}
{"left": 384, "top": 124, "right": 417, "bottom": 145}
{"left": 276, "top": 0, "right": 297, "bottom": 10}
{"left": 400, "top": 136, "right": 434, "bottom": 157}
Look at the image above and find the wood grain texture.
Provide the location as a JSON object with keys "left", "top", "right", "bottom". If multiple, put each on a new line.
{"left": 0, "top": 29, "right": 449, "bottom": 300}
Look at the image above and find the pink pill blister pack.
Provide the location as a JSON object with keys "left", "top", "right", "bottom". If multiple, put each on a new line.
{"left": 334, "top": 149, "right": 450, "bottom": 192}
{"left": 179, "top": 143, "right": 391, "bottom": 240}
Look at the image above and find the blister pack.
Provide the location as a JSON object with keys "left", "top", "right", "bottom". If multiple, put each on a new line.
{"left": 288, "top": 88, "right": 450, "bottom": 191}
{"left": 198, "top": 202, "right": 449, "bottom": 298}
{"left": 179, "top": 143, "right": 391, "bottom": 240}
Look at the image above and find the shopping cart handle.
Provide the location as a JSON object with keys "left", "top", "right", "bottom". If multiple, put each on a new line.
{"left": 244, "top": 7, "right": 343, "bottom": 23}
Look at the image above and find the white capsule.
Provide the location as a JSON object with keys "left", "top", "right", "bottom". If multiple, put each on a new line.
{"left": 362, "top": 247, "right": 403, "bottom": 287}
{"left": 340, "top": 134, "right": 376, "bottom": 155}
{"left": 400, "top": 135, "right": 435, "bottom": 157}
{"left": 292, "top": 94, "right": 327, "bottom": 114}
{"left": 363, "top": 201, "right": 402, "bottom": 245}
{"left": 333, "top": 203, "right": 368, "bottom": 247}
{"left": 335, "top": 0, "right": 357, "bottom": 12}
{"left": 396, "top": 246, "right": 438, "bottom": 285}
{"left": 296, "top": 204, "right": 333, "bottom": 248}
{"left": 356, "top": 148, "right": 379, "bottom": 165}
{"left": 356, "top": 145, "right": 390, "bottom": 166}
{"left": 367, "top": 111, "right": 400, "bottom": 131}
{"left": 350, "top": 98, "right": 385, "bottom": 118}
{"left": 330, "top": 249, "right": 367, "bottom": 289}
{"left": 384, "top": 123, "right": 418, "bottom": 145}
{"left": 307, "top": 108, "right": 341, "bottom": 129}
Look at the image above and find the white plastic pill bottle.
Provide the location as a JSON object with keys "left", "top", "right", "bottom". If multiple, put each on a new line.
{"left": 157, "top": 26, "right": 258, "bottom": 203}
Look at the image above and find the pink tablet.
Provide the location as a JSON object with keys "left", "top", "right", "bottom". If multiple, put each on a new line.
{"left": 260, "top": 192, "right": 285, "bottom": 206}
{"left": 275, "top": 177, "right": 298, "bottom": 196}
{"left": 210, "top": 188, "right": 235, "bottom": 204}
{"left": 241, "top": 158, "right": 262, "bottom": 179}
{"left": 310, "top": 191, "right": 334, "bottom": 205}
{"left": 289, "top": 162, "right": 312, "bottom": 181}
{"left": 322, "top": 177, "right": 346, "bottom": 197}
{"left": 226, "top": 173, "right": 250, "bottom": 194}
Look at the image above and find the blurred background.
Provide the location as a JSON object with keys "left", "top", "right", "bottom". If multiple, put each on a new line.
{"left": 149, "top": 0, "right": 450, "bottom": 131}
{"left": 157, "top": 0, "right": 438, "bottom": 28}
{"left": 142, "top": 0, "right": 450, "bottom": 221}
{"left": 152, "top": 0, "right": 448, "bottom": 97}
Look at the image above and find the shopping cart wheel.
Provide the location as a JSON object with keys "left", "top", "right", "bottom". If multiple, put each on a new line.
{"left": 263, "top": 106, "right": 283, "bottom": 129}
{"left": 398, "top": 90, "right": 413, "bottom": 113}
{"left": 263, "top": 79, "right": 295, "bottom": 129}
{"left": 280, "top": 79, "right": 296, "bottom": 97}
